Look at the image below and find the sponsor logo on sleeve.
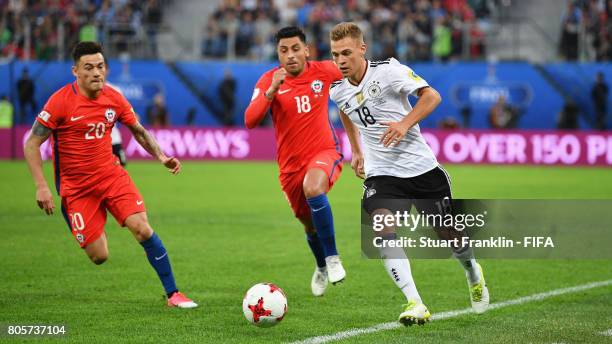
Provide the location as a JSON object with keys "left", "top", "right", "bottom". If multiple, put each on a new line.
{"left": 38, "top": 111, "right": 51, "bottom": 122}
{"left": 251, "top": 88, "right": 260, "bottom": 101}
{"left": 409, "top": 70, "right": 422, "bottom": 82}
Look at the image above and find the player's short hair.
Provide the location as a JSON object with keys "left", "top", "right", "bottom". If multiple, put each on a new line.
{"left": 275, "top": 26, "right": 306, "bottom": 44}
{"left": 330, "top": 22, "right": 364, "bottom": 42}
{"left": 72, "top": 41, "right": 104, "bottom": 64}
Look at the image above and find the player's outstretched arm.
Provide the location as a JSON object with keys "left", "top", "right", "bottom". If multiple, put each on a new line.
{"left": 339, "top": 110, "right": 365, "bottom": 179}
{"left": 24, "top": 121, "right": 55, "bottom": 215}
{"left": 380, "top": 86, "right": 441, "bottom": 147}
{"left": 127, "top": 121, "right": 181, "bottom": 175}
{"left": 244, "top": 69, "right": 286, "bottom": 129}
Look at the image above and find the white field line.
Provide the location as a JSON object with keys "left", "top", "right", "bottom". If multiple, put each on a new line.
{"left": 599, "top": 328, "right": 612, "bottom": 336}
{"left": 289, "top": 279, "right": 612, "bottom": 344}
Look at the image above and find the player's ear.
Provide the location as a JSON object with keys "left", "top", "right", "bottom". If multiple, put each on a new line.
{"left": 360, "top": 42, "right": 367, "bottom": 56}
{"left": 304, "top": 43, "right": 310, "bottom": 59}
{"left": 71, "top": 64, "right": 78, "bottom": 78}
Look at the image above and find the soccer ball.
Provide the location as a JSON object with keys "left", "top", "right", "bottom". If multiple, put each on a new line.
{"left": 242, "top": 283, "right": 288, "bottom": 327}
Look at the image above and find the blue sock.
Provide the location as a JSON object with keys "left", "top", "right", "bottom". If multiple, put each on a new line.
{"left": 140, "top": 232, "right": 178, "bottom": 296}
{"left": 306, "top": 193, "right": 338, "bottom": 257}
{"left": 306, "top": 233, "right": 327, "bottom": 268}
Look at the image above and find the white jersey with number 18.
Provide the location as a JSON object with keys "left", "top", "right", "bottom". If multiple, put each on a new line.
{"left": 330, "top": 58, "right": 438, "bottom": 179}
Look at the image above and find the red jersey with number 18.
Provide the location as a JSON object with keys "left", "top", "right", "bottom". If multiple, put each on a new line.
{"left": 245, "top": 60, "right": 343, "bottom": 174}
{"left": 36, "top": 82, "right": 137, "bottom": 197}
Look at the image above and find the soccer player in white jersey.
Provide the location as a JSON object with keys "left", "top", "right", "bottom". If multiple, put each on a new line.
{"left": 328, "top": 22, "right": 489, "bottom": 326}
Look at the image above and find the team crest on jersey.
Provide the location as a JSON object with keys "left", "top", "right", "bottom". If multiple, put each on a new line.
{"left": 367, "top": 80, "right": 382, "bottom": 98}
{"left": 105, "top": 108, "right": 116, "bottom": 123}
{"left": 311, "top": 80, "right": 324, "bottom": 94}
{"left": 76, "top": 233, "right": 85, "bottom": 244}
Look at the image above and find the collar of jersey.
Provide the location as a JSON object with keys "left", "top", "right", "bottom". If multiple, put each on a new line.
{"left": 73, "top": 81, "right": 105, "bottom": 101}
{"left": 347, "top": 60, "right": 369, "bottom": 87}
{"left": 283, "top": 61, "right": 310, "bottom": 79}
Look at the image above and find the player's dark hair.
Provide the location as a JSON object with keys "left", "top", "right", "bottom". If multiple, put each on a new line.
{"left": 274, "top": 26, "right": 306, "bottom": 44}
{"left": 72, "top": 41, "right": 104, "bottom": 64}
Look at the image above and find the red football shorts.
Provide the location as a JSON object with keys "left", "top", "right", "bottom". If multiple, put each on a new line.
{"left": 61, "top": 172, "right": 146, "bottom": 248}
{"left": 279, "top": 149, "right": 343, "bottom": 219}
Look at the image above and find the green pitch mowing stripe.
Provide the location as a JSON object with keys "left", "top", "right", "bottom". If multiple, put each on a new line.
{"left": 290, "top": 279, "right": 612, "bottom": 344}
{"left": 1, "top": 162, "right": 611, "bottom": 343}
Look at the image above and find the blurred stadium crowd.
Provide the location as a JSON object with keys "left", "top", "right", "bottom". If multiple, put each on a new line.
{"left": 559, "top": 0, "right": 611, "bottom": 61}
{"left": 203, "top": 0, "right": 496, "bottom": 61}
{"left": 0, "top": 0, "right": 164, "bottom": 60}
{"left": 0, "top": 1, "right": 609, "bottom": 131}
{"left": 0, "top": 0, "right": 609, "bottom": 62}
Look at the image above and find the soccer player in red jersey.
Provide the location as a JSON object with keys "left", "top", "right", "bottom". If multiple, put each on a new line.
{"left": 23, "top": 42, "right": 197, "bottom": 308}
{"left": 245, "top": 27, "right": 346, "bottom": 296}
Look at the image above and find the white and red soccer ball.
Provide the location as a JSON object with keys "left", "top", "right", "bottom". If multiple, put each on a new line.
{"left": 242, "top": 283, "right": 288, "bottom": 328}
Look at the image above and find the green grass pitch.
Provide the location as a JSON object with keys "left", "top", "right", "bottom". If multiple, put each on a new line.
{"left": 1, "top": 161, "right": 611, "bottom": 343}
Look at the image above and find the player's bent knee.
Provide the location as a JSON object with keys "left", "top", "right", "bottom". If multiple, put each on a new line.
{"left": 84, "top": 234, "right": 109, "bottom": 265}
{"left": 86, "top": 249, "right": 108, "bottom": 265}
{"left": 303, "top": 182, "right": 327, "bottom": 199}
{"left": 91, "top": 254, "right": 108, "bottom": 265}
{"left": 130, "top": 222, "right": 153, "bottom": 242}
{"left": 125, "top": 213, "right": 153, "bottom": 242}
{"left": 303, "top": 169, "right": 329, "bottom": 198}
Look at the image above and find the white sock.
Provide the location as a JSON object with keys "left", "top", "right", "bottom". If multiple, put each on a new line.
{"left": 453, "top": 246, "right": 480, "bottom": 285}
{"left": 378, "top": 235, "right": 422, "bottom": 303}
{"left": 383, "top": 258, "right": 422, "bottom": 303}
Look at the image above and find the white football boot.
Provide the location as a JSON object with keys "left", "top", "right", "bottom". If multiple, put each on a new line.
{"left": 325, "top": 255, "right": 346, "bottom": 285}
{"left": 468, "top": 263, "right": 489, "bottom": 314}
{"left": 398, "top": 300, "right": 431, "bottom": 326}
{"left": 311, "top": 267, "right": 328, "bottom": 296}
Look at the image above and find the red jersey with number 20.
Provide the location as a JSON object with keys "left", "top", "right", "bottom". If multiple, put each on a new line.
{"left": 36, "top": 82, "right": 137, "bottom": 197}
{"left": 245, "top": 61, "right": 343, "bottom": 174}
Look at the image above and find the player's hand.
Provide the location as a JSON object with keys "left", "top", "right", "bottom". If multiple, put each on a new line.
{"left": 36, "top": 186, "right": 55, "bottom": 215}
{"left": 380, "top": 121, "right": 410, "bottom": 147}
{"left": 269, "top": 68, "right": 287, "bottom": 92}
{"left": 162, "top": 156, "right": 181, "bottom": 175}
{"left": 351, "top": 152, "right": 365, "bottom": 179}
